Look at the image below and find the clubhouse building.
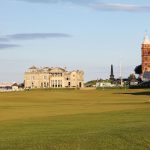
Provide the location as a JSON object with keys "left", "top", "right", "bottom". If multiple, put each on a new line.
{"left": 24, "top": 66, "right": 84, "bottom": 89}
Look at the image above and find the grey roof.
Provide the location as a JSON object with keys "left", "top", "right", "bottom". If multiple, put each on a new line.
{"left": 143, "top": 72, "right": 150, "bottom": 79}
{"left": 43, "top": 67, "right": 50, "bottom": 71}
{"left": 50, "top": 67, "right": 66, "bottom": 72}
{"left": 29, "top": 66, "right": 37, "bottom": 69}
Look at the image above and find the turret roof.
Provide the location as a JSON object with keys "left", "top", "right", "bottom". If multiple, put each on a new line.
{"left": 143, "top": 35, "right": 150, "bottom": 44}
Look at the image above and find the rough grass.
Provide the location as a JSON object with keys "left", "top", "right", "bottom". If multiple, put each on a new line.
{"left": 0, "top": 89, "right": 150, "bottom": 150}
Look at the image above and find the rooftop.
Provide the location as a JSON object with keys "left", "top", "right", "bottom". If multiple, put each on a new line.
{"left": 143, "top": 35, "right": 150, "bottom": 44}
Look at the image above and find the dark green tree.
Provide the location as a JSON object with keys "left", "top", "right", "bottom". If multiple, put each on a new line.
{"left": 134, "top": 65, "right": 142, "bottom": 75}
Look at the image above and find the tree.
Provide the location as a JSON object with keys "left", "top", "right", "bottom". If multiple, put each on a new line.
{"left": 134, "top": 65, "right": 142, "bottom": 75}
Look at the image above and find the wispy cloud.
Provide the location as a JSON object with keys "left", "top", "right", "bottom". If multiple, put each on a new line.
{"left": 7, "top": 33, "right": 71, "bottom": 40}
{"left": 16, "top": 0, "right": 94, "bottom": 5}
{"left": 0, "top": 33, "right": 71, "bottom": 50}
{"left": 0, "top": 33, "right": 71, "bottom": 42}
{"left": 0, "top": 44, "right": 19, "bottom": 50}
{"left": 16, "top": 0, "right": 150, "bottom": 13}
{"left": 92, "top": 3, "right": 150, "bottom": 12}
{"left": 0, "top": 38, "right": 9, "bottom": 42}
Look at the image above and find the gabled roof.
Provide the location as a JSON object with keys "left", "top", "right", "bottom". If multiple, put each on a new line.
{"left": 50, "top": 67, "right": 66, "bottom": 72}
{"left": 29, "top": 66, "right": 37, "bottom": 69}
{"left": 43, "top": 67, "right": 49, "bottom": 69}
{"left": 0, "top": 82, "right": 18, "bottom": 87}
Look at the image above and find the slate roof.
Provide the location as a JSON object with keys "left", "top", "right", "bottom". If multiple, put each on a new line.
{"left": 143, "top": 72, "right": 150, "bottom": 80}
{"left": 29, "top": 66, "right": 37, "bottom": 69}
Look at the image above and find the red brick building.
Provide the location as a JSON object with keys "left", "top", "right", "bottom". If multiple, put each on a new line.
{"left": 142, "top": 35, "right": 150, "bottom": 73}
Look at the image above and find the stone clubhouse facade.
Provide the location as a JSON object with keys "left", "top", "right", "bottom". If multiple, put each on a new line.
{"left": 24, "top": 66, "right": 84, "bottom": 89}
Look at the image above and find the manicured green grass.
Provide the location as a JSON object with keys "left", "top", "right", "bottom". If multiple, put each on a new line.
{"left": 0, "top": 89, "right": 150, "bottom": 150}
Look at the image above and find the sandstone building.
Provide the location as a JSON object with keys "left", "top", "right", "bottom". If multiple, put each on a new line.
{"left": 24, "top": 66, "right": 84, "bottom": 89}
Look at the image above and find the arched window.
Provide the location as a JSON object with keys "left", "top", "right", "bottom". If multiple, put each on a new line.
{"left": 145, "top": 68, "right": 148, "bottom": 71}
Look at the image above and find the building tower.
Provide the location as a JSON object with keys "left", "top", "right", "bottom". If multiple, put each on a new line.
{"left": 142, "top": 34, "right": 150, "bottom": 73}
{"left": 110, "top": 64, "right": 115, "bottom": 81}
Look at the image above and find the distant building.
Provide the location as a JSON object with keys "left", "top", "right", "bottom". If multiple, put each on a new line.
{"left": 142, "top": 34, "right": 150, "bottom": 81}
{"left": 0, "top": 83, "right": 18, "bottom": 91}
{"left": 96, "top": 82, "right": 116, "bottom": 88}
{"left": 143, "top": 72, "right": 150, "bottom": 81}
{"left": 130, "top": 34, "right": 150, "bottom": 88}
{"left": 24, "top": 66, "right": 84, "bottom": 89}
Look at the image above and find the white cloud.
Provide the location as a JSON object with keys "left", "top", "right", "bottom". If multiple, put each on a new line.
{"left": 92, "top": 3, "right": 150, "bottom": 12}
{"left": 16, "top": 0, "right": 150, "bottom": 13}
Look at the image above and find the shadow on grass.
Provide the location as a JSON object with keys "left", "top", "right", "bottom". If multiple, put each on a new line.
{"left": 115, "top": 91, "right": 150, "bottom": 96}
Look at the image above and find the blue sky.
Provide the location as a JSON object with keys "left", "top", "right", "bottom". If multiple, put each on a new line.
{"left": 0, "top": 0, "right": 150, "bottom": 82}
